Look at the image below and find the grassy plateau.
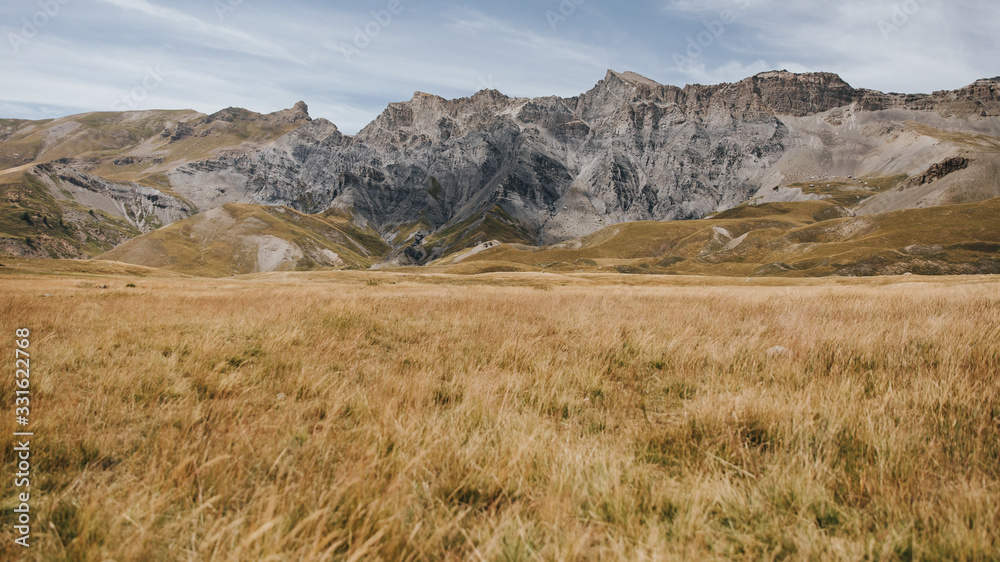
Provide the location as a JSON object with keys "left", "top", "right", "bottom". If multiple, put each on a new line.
{"left": 0, "top": 265, "right": 998, "bottom": 560}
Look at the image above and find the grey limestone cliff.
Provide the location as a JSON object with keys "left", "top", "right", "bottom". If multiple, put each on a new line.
{"left": 30, "top": 70, "right": 998, "bottom": 264}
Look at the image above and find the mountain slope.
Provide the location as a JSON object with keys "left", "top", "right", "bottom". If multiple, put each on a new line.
{"left": 165, "top": 71, "right": 1000, "bottom": 265}
{"left": 2, "top": 71, "right": 1000, "bottom": 269}
{"left": 0, "top": 103, "right": 313, "bottom": 258}
{"left": 434, "top": 198, "right": 1000, "bottom": 277}
{"left": 0, "top": 102, "right": 311, "bottom": 178}
{"left": 98, "top": 203, "right": 390, "bottom": 276}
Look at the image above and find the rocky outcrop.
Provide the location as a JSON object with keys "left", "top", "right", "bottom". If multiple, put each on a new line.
{"left": 160, "top": 122, "right": 193, "bottom": 142}
{"left": 169, "top": 71, "right": 999, "bottom": 262}
{"left": 6, "top": 72, "right": 1000, "bottom": 264}
{"left": 854, "top": 77, "right": 1000, "bottom": 117}
{"left": 201, "top": 101, "right": 311, "bottom": 127}
{"left": 180, "top": 70, "right": 845, "bottom": 254}
{"left": 901, "top": 157, "right": 971, "bottom": 189}
{"left": 30, "top": 163, "right": 194, "bottom": 231}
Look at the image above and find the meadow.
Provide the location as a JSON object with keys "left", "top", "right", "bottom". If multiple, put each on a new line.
{"left": 0, "top": 267, "right": 998, "bottom": 560}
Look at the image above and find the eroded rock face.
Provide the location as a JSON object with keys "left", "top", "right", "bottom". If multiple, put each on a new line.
{"left": 180, "top": 70, "right": 881, "bottom": 250}
{"left": 30, "top": 163, "right": 193, "bottom": 231}
{"left": 902, "top": 156, "right": 972, "bottom": 188}
{"left": 15, "top": 71, "right": 1000, "bottom": 263}
{"left": 179, "top": 71, "right": 998, "bottom": 257}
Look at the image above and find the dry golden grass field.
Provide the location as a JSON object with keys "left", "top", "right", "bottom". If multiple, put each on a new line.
{"left": 1, "top": 264, "right": 999, "bottom": 560}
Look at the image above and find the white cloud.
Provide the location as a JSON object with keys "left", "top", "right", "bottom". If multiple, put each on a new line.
{"left": 660, "top": 0, "right": 998, "bottom": 92}
{"left": 95, "top": 0, "right": 303, "bottom": 63}
{"left": 444, "top": 8, "right": 609, "bottom": 69}
{"left": 309, "top": 6, "right": 616, "bottom": 110}
{"left": 1, "top": 1, "right": 995, "bottom": 133}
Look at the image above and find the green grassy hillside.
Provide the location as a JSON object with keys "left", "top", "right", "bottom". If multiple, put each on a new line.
{"left": 86, "top": 197, "right": 1000, "bottom": 278}
{"left": 0, "top": 109, "right": 303, "bottom": 182}
{"left": 0, "top": 107, "right": 311, "bottom": 259}
{"left": 0, "top": 170, "right": 141, "bottom": 258}
{"left": 437, "top": 199, "right": 1000, "bottom": 277}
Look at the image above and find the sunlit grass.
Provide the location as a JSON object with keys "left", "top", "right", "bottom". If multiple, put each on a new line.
{"left": 0, "top": 272, "right": 998, "bottom": 560}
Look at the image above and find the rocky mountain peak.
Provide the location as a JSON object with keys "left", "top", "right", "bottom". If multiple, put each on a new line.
{"left": 268, "top": 102, "right": 312, "bottom": 125}
{"left": 470, "top": 88, "right": 511, "bottom": 103}
{"left": 202, "top": 106, "right": 256, "bottom": 124}
{"left": 201, "top": 102, "right": 311, "bottom": 127}
{"left": 732, "top": 70, "right": 857, "bottom": 116}
{"left": 410, "top": 91, "right": 445, "bottom": 103}
{"left": 749, "top": 69, "right": 849, "bottom": 84}
{"left": 357, "top": 88, "right": 525, "bottom": 147}
{"left": 956, "top": 78, "right": 1000, "bottom": 102}
{"left": 607, "top": 69, "right": 663, "bottom": 89}
{"left": 571, "top": 70, "right": 669, "bottom": 122}
{"left": 591, "top": 69, "right": 668, "bottom": 96}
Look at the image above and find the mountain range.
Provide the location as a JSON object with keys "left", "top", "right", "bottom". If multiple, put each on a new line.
{"left": 1, "top": 70, "right": 999, "bottom": 276}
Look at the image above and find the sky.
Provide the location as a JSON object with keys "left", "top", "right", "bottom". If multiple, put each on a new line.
{"left": 1, "top": 0, "right": 997, "bottom": 133}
